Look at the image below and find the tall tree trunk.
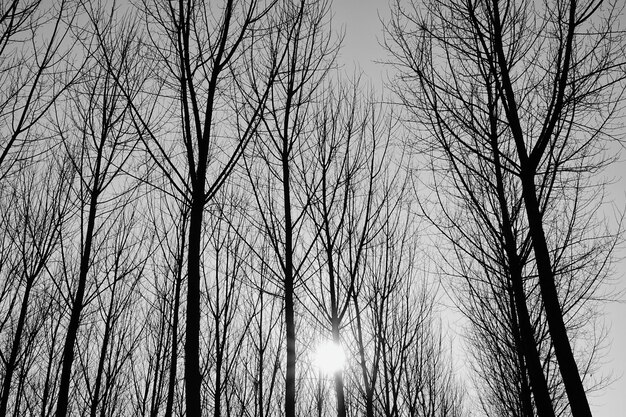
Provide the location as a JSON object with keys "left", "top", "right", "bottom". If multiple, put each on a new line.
{"left": 353, "top": 295, "right": 375, "bottom": 417}
{"left": 324, "top": 203, "right": 347, "bottom": 417}
{"left": 165, "top": 272, "right": 182, "bottom": 417}
{"left": 328, "top": 268, "right": 346, "bottom": 417}
{"left": 489, "top": 0, "right": 592, "bottom": 412}
{"left": 55, "top": 183, "right": 100, "bottom": 417}
{"left": 282, "top": 148, "right": 296, "bottom": 417}
{"left": 40, "top": 309, "right": 62, "bottom": 417}
{"left": 89, "top": 290, "right": 116, "bottom": 417}
{"left": 213, "top": 289, "right": 222, "bottom": 417}
{"left": 508, "top": 284, "right": 534, "bottom": 417}
{"left": 185, "top": 190, "right": 205, "bottom": 417}
{"left": 490, "top": 107, "right": 555, "bottom": 417}
{"left": 331, "top": 323, "right": 347, "bottom": 417}
{"left": 521, "top": 174, "right": 592, "bottom": 417}
{"left": 510, "top": 274, "right": 555, "bottom": 417}
{"left": 149, "top": 314, "right": 166, "bottom": 417}
{"left": 0, "top": 278, "right": 33, "bottom": 416}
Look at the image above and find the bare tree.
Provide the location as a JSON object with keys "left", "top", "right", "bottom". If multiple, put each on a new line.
{"left": 242, "top": 1, "right": 337, "bottom": 415}
{"left": 51, "top": 26, "right": 140, "bottom": 415}
{"left": 76, "top": 209, "right": 150, "bottom": 417}
{"left": 157, "top": 196, "right": 188, "bottom": 417}
{"left": 0, "top": 158, "right": 72, "bottom": 416}
{"left": 93, "top": 0, "right": 283, "bottom": 413}
{"left": 345, "top": 193, "right": 465, "bottom": 417}
{"left": 384, "top": 0, "right": 625, "bottom": 415}
{"left": 306, "top": 79, "right": 403, "bottom": 417}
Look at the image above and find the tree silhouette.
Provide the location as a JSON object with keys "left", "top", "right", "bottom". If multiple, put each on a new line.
{"left": 0, "top": 0, "right": 621, "bottom": 416}
{"left": 385, "top": 0, "right": 625, "bottom": 414}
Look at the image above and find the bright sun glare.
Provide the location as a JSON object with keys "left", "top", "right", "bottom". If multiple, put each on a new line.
{"left": 313, "top": 341, "right": 346, "bottom": 375}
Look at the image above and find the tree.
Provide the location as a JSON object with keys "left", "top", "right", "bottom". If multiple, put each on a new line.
{"left": 51, "top": 25, "right": 140, "bottom": 415}
{"left": 77, "top": 209, "right": 149, "bottom": 417}
{"left": 385, "top": 0, "right": 625, "bottom": 415}
{"left": 0, "top": 159, "right": 73, "bottom": 416}
{"left": 95, "top": 0, "right": 282, "bottom": 413}
{"left": 307, "top": 79, "right": 401, "bottom": 417}
{"left": 242, "top": 1, "right": 337, "bottom": 415}
{"left": 344, "top": 189, "right": 466, "bottom": 417}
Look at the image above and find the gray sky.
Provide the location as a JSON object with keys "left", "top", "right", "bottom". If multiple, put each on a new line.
{"left": 331, "top": 0, "right": 626, "bottom": 415}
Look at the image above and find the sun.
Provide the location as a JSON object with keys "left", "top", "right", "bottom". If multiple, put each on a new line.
{"left": 313, "top": 340, "right": 346, "bottom": 375}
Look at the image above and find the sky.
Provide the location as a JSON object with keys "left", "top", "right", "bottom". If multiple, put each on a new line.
{"left": 331, "top": 0, "right": 626, "bottom": 415}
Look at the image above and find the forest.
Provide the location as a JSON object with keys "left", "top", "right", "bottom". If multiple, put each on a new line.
{"left": 0, "top": 0, "right": 624, "bottom": 416}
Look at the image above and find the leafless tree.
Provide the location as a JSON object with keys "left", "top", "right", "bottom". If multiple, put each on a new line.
{"left": 306, "top": 79, "right": 403, "bottom": 417}
{"left": 93, "top": 0, "right": 283, "bottom": 413}
{"left": 235, "top": 241, "right": 285, "bottom": 417}
{"left": 74, "top": 208, "right": 150, "bottom": 417}
{"left": 0, "top": 158, "right": 73, "bottom": 416}
{"left": 50, "top": 25, "right": 141, "bottom": 414}
{"left": 344, "top": 194, "right": 466, "bottom": 417}
{"left": 241, "top": 1, "right": 338, "bottom": 415}
{"left": 385, "top": 0, "right": 626, "bottom": 415}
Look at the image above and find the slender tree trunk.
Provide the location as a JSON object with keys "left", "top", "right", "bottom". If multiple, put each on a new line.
{"left": 0, "top": 278, "right": 33, "bottom": 416}
{"left": 282, "top": 149, "right": 296, "bottom": 417}
{"left": 149, "top": 316, "right": 166, "bottom": 417}
{"left": 490, "top": 109, "right": 555, "bottom": 417}
{"left": 11, "top": 365, "right": 27, "bottom": 417}
{"left": 284, "top": 275, "right": 296, "bottom": 417}
{"left": 213, "top": 291, "right": 222, "bottom": 417}
{"left": 256, "top": 290, "right": 264, "bottom": 417}
{"left": 511, "top": 274, "right": 556, "bottom": 417}
{"left": 329, "top": 277, "right": 346, "bottom": 417}
{"left": 165, "top": 272, "right": 182, "bottom": 417}
{"left": 316, "top": 371, "right": 323, "bottom": 417}
{"left": 353, "top": 295, "right": 375, "bottom": 417}
{"left": 508, "top": 284, "right": 538, "bottom": 417}
{"left": 324, "top": 208, "right": 347, "bottom": 417}
{"left": 509, "top": 288, "right": 533, "bottom": 417}
{"left": 89, "top": 292, "right": 115, "bottom": 417}
{"left": 331, "top": 324, "right": 347, "bottom": 417}
{"left": 56, "top": 183, "right": 100, "bottom": 417}
{"left": 521, "top": 174, "right": 592, "bottom": 417}
{"left": 40, "top": 311, "right": 62, "bottom": 417}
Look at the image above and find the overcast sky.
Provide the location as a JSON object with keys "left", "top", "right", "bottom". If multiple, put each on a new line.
{"left": 331, "top": 1, "right": 626, "bottom": 415}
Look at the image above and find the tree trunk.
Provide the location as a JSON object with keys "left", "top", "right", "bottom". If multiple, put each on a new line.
{"left": 0, "top": 278, "right": 33, "bottom": 416}
{"left": 521, "top": 174, "right": 592, "bottom": 417}
{"left": 213, "top": 298, "right": 222, "bottom": 417}
{"left": 89, "top": 292, "right": 115, "bottom": 417}
{"left": 353, "top": 295, "right": 375, "bottom": 417}
{"left": 56, "top": 184, "right": 100, "bottom": 417}
{"left": 510, "top": 277, "right": 555, "bottom": 417}
{"left": 185, "top": 192, "right": 205, "bottom": 417}
{"left": 282, "top": 150, "right": 296, "bottom": 417}
{"left": 489, "top": 0, "right": 592, "bottom": 411}
{"left": 508, "top": 285, "right": 534, "bottom": 417}
{"left": 490, "top": 126, "right": 555, "bottom": 417}
{"left": 165, "top": 271, "right": 182, "bottom": 417}
{"left": 331, "top": 306, "right": 347, "bottom": 417}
